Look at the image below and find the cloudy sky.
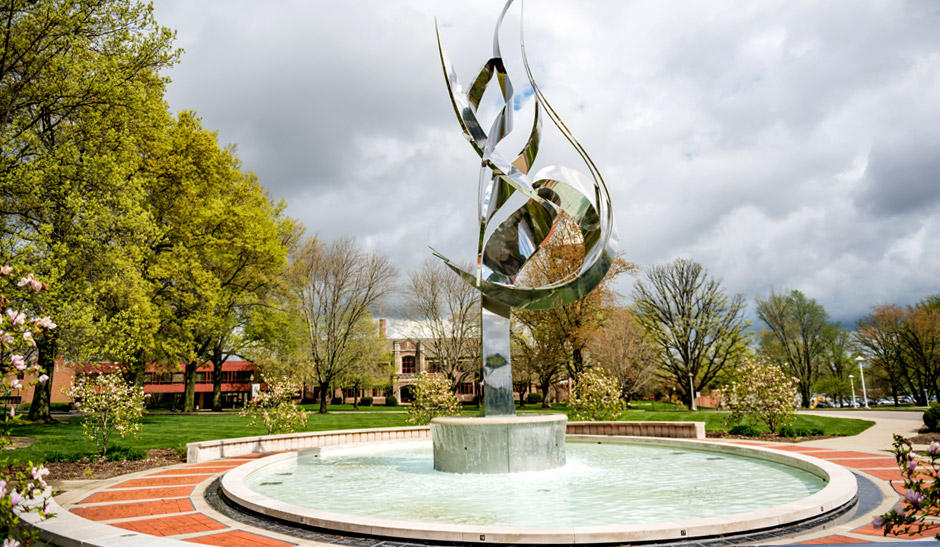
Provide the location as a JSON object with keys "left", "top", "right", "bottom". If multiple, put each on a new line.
{"left": 151, "top": 0, "right": 939, "bottom": 325}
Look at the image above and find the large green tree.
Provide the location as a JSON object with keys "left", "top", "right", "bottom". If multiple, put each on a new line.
{"left": 632, "top": 258, "right": 750, "bottom": 409}
{"left": 139, "top": 111, "right": 298, "bottom": 412}
{"left": 755, "top": 289, "right": 832, "bottom": 407}
{"left": 0, "top": 0, "right": 178, "bottom": 421}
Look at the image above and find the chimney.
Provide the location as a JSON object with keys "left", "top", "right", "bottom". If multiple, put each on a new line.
{"left": 379, "top": 318, "right": 387, "bottom": 339}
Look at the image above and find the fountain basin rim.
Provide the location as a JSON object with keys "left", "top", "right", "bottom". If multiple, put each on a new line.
{"left": 431, "top": 414, "right": 567, "bottom": 425}
{"left": 221, "top": 436, "right": 858, "bottom": 545}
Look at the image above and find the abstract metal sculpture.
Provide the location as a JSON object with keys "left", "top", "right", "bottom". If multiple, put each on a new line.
{"left": 435, "top": 0, "right": 617, "bottom": 416}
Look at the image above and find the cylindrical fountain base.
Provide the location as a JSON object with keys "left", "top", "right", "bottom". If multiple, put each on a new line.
{"left": 430, "top": 414, "right": 567, "bottom": 474}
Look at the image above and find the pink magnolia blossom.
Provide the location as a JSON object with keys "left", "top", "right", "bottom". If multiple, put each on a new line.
{"left": 5, "top": 309, "right": 25, "bottom": 326}
{"left": 30, "top": 466, "right": 48, "bottom": 481}
{"left": 9, "top": 490, "right": 21, "bottom": 506}
{"left": 0, "top": 265, "right": 12, "bottom": 276}
{"left": 904, "top": 489, "right": 926, "bottom": 506}
{"left": 2, "top": 538, "right": 20, "bottom": 547}
{"left": 10, "top": 379, "right": 21, "bottom": 390}
{"left": 11, "top": 354, "right": 25, "bottom": 371}
{"left": 9, "top": 407, "right": 14, "bottom": 418}
{"left": 17, "top": 273, "right": 42, "bottom": 292}
{"left": 872, "top": 514, "right": 884, "bottom": 529}
{"left": 34, "top": 316, "right": 56, "bottom": 330}
{"left": 0, "top": 479, "right": 6, "bottom": 495}
{"left": 930, "top": 441, "right": 940, "bottom": 456}
{"left": 38, "top": 374, "right": 49, "bottom": 383}
{"left": 22, "top": 331, "right": 34, "bottom": 346}
{"left": 908, "top": 460, "right": 917, "bottom": 473}
{"left": 0, "top": 331, "right": 12, "bottom": 344}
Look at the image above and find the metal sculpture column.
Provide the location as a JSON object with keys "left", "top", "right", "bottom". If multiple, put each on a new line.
{"left": 431, "top": 0, "right": 617, "bottom": 472}
{"left": 434, "top": 0, "right": 618, "bottom": 416}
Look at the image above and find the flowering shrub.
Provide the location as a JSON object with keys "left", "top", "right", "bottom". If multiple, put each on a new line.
{"left": 875, "top": 435, "right": 940, "bottom": 538}
{"left": 239, "top": 375, "right": 307, "bottom": 434}
{"left": 0, "top": 266, "right": 56, "bottom": 544}
{"left": 569, "top": 369, "right": 625, "bottom": 421}
{"left": 715, "top": 357, "right": 798, "bottom": 434}
{"left": 407, "top": 373, "right": 459, "bottom": 425}
{"left": 67, "top": 373, "right": 145, "bottom": 459}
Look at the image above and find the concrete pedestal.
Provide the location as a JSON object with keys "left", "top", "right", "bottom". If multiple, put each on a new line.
{"left": 430, "top": 414, "right": 567, "bottom": 474}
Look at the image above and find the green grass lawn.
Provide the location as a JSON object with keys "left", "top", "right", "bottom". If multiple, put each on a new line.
{"left": 2, "top": 407, "right": 873, "bottom": 465}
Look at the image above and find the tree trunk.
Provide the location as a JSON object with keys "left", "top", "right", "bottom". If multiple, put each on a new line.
{"left": 183, "top": 361, "right": 198, "bottom": 412}
{"left": 28, "top": 331, "right": 57, "bottom": 422}
{"left": 539, "top": 379, "right": 552, "bottom": 409}
{"left": 318, "top": 381, "right": 330, "bottom": 414}
{"left": 211, "top": 350, "right": 224, "bottom": 412}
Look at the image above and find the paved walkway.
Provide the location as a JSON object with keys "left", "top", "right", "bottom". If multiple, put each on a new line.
{"left": 43, "top": 411, "right": 932, "bottom": 546}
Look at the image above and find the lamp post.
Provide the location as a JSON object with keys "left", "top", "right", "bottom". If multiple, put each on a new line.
{"left": 849, "top": 374, "right": 857, "bottom": 408}
{"left": 855, "top": 356, "right": 870, "bottom": 409}
{"left": 689, "top": 372, "right": 697, "bottom": 411}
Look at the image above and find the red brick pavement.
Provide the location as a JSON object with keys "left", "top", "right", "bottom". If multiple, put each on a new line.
{"left": 109, "top": 475, "right": 213, "bottom": 488}
{"left": 184, "top": 530, "right": 296, "bottom": 546}
{"left": 110, "top": 513, "right": 227, "bottom": 536}
{"left": 81, "top": 485, "right": 195, "bottom": 504}
{"left": 71, "top": 498, "right": 194, "bottom": 521}
{"left": 150, "top": 467, "right": 234, "bottom": 476}
{"left": 798, "top": 534, "right": 868, "bottom": 543}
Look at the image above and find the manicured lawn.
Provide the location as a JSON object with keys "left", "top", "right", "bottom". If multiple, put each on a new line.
{"left": 2, "top": 407, "right": 873, "bottom": 465}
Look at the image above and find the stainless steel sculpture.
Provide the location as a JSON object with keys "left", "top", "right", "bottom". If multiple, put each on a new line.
{"left": 435, "top": 0, "right": 617, "bottom": 416}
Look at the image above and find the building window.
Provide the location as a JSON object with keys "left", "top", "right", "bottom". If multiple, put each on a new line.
{"left": 401, "top": 356, "right": 415, "bottom": 374}
{"left": 458, "top": 382, "right": 475, "bottom": 395}
{"left": 427, "top": 361, "right": 439, "bottom": 373}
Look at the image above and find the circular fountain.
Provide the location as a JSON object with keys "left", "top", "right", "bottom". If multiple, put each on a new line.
{"left": 221, "top": 434, "right": 858, "bottom": 545}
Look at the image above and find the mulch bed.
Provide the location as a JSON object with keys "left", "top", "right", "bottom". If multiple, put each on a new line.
{"left": 43, "top": 449, "right": 185, "bottom": 480}
{"left": 706, "top": 431, "right": 833, "bottom": 443}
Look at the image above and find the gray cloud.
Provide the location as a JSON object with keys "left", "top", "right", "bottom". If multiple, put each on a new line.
{"left": 153, "top": 0, "right": 940, "bottom": 324}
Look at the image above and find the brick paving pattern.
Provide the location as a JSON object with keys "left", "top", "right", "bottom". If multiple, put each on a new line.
{"left": 184, "top": 530, "right": 297, "bottom": 546}
{"left": 110, "top": 513, "right": 227, "bottom": 536}
{"left": 71, "top": 498, "right": 194, "bottom": 521}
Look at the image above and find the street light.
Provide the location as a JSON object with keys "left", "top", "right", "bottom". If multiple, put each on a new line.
{"left": 849, "top": 374, "right": 857, "bottom": 408}
{"left": 855, "top": 356, "right": 870, "bottom": 409}
{"left": 689, "top": 372, "right": 697, "bottom": 411}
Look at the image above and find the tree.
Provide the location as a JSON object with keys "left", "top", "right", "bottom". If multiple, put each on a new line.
{"left": 404, "top": 259, "right": 479, "bottom": 393}
{"left": 0, "top": 0, "right": 179, "bottom": 421}
{"left": 856, "top": 304, "right": 909, "bottom": 405}
{"left": 715, "top": 357, "right": 798, "bottom": 434}
{"left": 755, "top": 289, "right": 832, "bottom": 408}
{"left": 239, "top": 373, "right": 307, "bottom": 434}
{"left": 856, "top": 297, "right": 940, "bottom": 406}
{"left": 337, "top": 315, "right": 391, "bottom": 410}
{"left": 290, "top": 237, "right": 398, "bottom": 413}
{"left": 67, "top": 373, "right": 145, "bottom": 459}
{"left": 632, "top": 258, "right": 750, "bottom": 409}
{"left": 512, "top": 318, "right": 567, "bottom": 407}
{"left": 586, "top": 306, "right": 659, "bottom": 404}
{"left": 407, "top": 372, "right": 460, "bottom": 425}
{"left": 568, "top": 369, "right": 625, "bottom": 421}
{"left": 514, "top": 215, "right": 635, "bottom": 382}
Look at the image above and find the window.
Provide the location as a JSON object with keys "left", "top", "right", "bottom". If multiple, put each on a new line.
{"left": 401, "top": 356, "right": 415, "bottom": 374}
{"left": 458, "top": 382, "right": 475, "bottom": 395}
{"left": 427, "top": 361, "right": 439, "bottom": 373}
